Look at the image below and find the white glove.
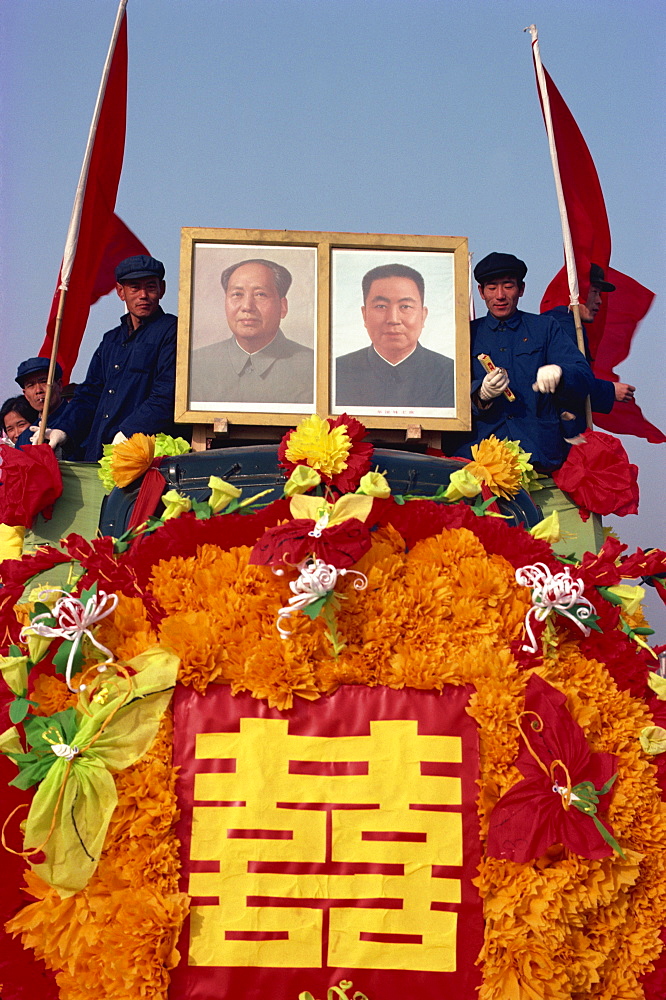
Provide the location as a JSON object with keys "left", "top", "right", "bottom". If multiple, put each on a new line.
{"left": 29, "top": 426, "right": 68, "bottom": 449}
{"left": 112, "top": 431, "right": 128, "bottom": 445}
{"left": 479, "top": 367, "right": 510, "bottom": 401}
{"left": 532, "top": 365, "right": 562, "bottom": 393}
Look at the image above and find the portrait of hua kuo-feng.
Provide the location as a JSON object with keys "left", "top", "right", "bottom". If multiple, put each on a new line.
{"left": 176, "top": 227, "right": 471, "bottom": 431}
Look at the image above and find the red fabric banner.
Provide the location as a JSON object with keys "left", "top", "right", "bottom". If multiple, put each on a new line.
{"left": 534, "top": 55, "right": 663, "bottom": 443}
{"left": 39, "top": 14, "right": 149, "bottom": 382}
{"left": 171, "top": 685, "right": 483, "bottom": 999}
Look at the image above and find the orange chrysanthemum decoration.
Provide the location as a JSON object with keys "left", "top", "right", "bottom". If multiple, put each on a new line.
{"left": 3, "top": 498, "right": 666, "bottom": 1000}
{"left": 467, "top": 434, "right": 522, "bottom": 498}
{"left": 110, "top": 433, "right": 155, "bottom": 488}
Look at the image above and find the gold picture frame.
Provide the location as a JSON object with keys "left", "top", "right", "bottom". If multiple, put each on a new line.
{"left": 175, "top": 228, "right": 470, "bottom": 434}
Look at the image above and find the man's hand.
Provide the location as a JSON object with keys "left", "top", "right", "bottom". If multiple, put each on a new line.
{"left": 29, "top": 426, "right": 68, "bottom": 450}
{"left": 479, "top": 367, "right": 510, "bottom": 401}
{"left": 112, "top": 431, "right": 128, "bottom": 445}
{"left": 615, "top": 382, "right": 636, "bottom": 402}
{"left": 532, "top": 364, "right": 562, "bottom": 393}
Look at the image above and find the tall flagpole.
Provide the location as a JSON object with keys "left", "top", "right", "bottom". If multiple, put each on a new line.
{"left": 38, "top": 0, "right": 129, "bottom": 444}
{"left": 525, "top": 23, "right": 592, "bottom": 429}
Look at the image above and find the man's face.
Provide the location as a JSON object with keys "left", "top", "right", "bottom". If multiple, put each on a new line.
{"left": 224, "top": 262, "right": 287, "bottom": 352}
{"left": 478, "top": 277, "right": 524, "bottom": 319}
{"left": 3, "top": 410, "right": 31, "bottom": 443}
{"left": 21, "top": 373, "right": 63, "bottom": 413}
{"left": 578, "top": 285, "right": 603, "bottom": 323}
{"left": 116, "top": 276, "right": 165, "bottom": 329}
{"left": 362, "top": 276, "right": 428, "bottom": 364}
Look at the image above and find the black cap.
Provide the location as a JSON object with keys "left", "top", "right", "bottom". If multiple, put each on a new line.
{"left": 474, "top": 252, "right": 528, "bottom": 284}
{"left": 589, "top": 263, "right": 615, "bottom": 292}
{"left": 115, "top": 255, "right": 165, "bottom": 283}
{"left": 16, "top": 357, "right": 63, "bottom": 387}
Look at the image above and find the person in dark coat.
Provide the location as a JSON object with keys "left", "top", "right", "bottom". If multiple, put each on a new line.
{"left": 42, "top": 255, "right": 177, "bottom": 461}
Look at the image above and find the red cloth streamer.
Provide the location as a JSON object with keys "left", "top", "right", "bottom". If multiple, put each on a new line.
{"left": 0, "top": 443, "right": 63, "bottom": 527}
{"left": 39, "top": 13, "right": 150, "bottom": 382}
{"left": 533, "top": 54, "right": 663, "bottom": 443}
{"left": 127, "top": 464, "right": 167, "bottom": 532}
{"left": 552, "top": 430, "right": 639, "bottom": 520}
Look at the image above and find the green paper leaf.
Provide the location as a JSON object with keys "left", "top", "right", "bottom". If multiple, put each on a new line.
{"left": 596, "top": 772, "right": 618, "bottom": 798}
{"left": 79, "top": 583, "right": 98, "bottom": 605}
{"left": 23, "top": 708, "right": 78, "bottom": 750}
{"left": 470, "top": 496, "right": 498, "bottom": 517}
{"left": 302, "top": 595, "right": 329, "bottom": 621}
{"left": 32, "top": 602, "right": 56, "bottom": 620}
{"left": 190, "top": 498, "right": 213, "bottom": 520}
{"left": 9, "top": 644, "right": 22, "bottom": 657}
{"left": 554, "top": 553, "right": 579, "bottom": 566}
{"left": 393, "top": 495, "right": 406, "bottom": 505}
{"left": 591, "top": 814, "right": 626, "bottom": 859}
{"left": 52, "top": 639, "right": 84, "bottom": 680}
{"left": 9, "top": 696, "right": 34, "bottom": 725}
{"left": 597, "top": 586, "right": 624, "bottom": 606}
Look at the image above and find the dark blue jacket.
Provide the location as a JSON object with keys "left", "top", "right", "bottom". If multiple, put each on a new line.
{"left": 455, "top": 309, "right": 594, "bottom": 470}
{"left": 15, "top": 399, "right": 79, "bottom": 456}
{"left": 545, "top": 305, "right": 615, "bottom": 435}
{"left": 54, "top": 308, "right": 177, "bottom": 461}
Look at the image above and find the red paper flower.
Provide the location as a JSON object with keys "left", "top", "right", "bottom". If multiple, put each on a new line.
{"left": 578, "top": 535, "right": 626, "bottom": 588}
{"left": 0, "top": 545, "right": 72, "bottom": 590}
{"left": 250, "top": 517, "right": 372, "bottom": 569}
{"left": 487, "top": 675, "right": 621, "bottom": 863}
{"left": 552, "top": 430, "right": 639, "bottom": 519}
{"left": 278, "top": 414, "right": 373, "bottom": 494}
{"left": 0, "top": 443, "right": 63, "bottom": 527}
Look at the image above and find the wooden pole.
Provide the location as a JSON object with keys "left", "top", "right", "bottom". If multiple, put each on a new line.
{"left": 36, "top": 286, "right": 67, "bottom": 445}
{"left": 526, "top": 24, "right": 592, "bottom": 429}
{"left": 36, "top": 0, "right": 127, "bottom": 447}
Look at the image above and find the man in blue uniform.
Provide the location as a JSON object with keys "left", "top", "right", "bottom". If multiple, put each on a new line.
{"left": 43, "top": 255, "right": 178, "bottom": 461}
{"left": 14, "top": 357, "right": 68, "bottom": 449}
{"left": 456, "top": 252, "right": 594, "bottom": 471}
{"left": 335, "top": 263, "right": 454, "bottom": 409}
{"left": 545, "top": 263, "right": 636, "bottom": 437}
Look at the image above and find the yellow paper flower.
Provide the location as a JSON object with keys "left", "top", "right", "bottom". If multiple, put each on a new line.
{"left": 0, "top": 654, "right": 29, "bottom": 695}
{"left": 0, "top": 725, "right": 23, "bottom": 757}
{"left": 467, "top": 435, "right": 522, "bottom": 498}
{"left": 648, "top": 672, "right": 666, "bottom": 700}
{"left": 110, "top": 433, "right": 155, "bottom": 488}
{"left": 529, "top": 510, "right": 561, "bottom": 544}
{"left": 22, "top": 629, "right": 54, "bottom": 665}
{"left": 284, "top": 465, "right": 322, "bottom": 497}
{"left": 444, "top": 467, "right": 483, "bottom": 501}
{"left": 208, "top": 476, "right": 242, "bottom": 513}
{"left": 0, "top": 523, "right": 25, "bottom": 561}
{"left": 605, "top": 583, "right": 646, "bottom": 617}
{"left": 285, "top": 415, "right": 352, "bottom": 479}
{"left": 161, "top": 490, "right": 192, "bottom": 521}
{"left": 639, "top": 725, "right": 666, "bottom": 755}
{"left": 289, "top": 492, "right": 374, "bottom": 527}
{"left": 503, "top": 438, "right": 543, "bottom": 492}
{"left": 357, "top": 470, "right": 391, "bottom": 499}
{"left": 19, "top": 646, "right": 179, "bottom": 895}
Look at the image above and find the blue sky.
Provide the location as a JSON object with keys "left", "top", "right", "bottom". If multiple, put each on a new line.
{"left": 1, "top": 0, "right": 664, "bottom": 627}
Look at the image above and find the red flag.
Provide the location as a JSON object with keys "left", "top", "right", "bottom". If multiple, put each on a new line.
{"left": 38, "top": 9, "right": 148, "bottom": 382}
{"left": 535, "top": 59, "right": 663, "bottom": 443}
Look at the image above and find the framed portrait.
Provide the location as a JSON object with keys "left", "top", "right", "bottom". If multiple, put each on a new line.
{"left": 175, "top": 229, "right": 470, "bottom": 431}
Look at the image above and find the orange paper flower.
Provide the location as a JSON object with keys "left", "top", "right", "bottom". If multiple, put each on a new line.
{"left": 467, "top": 434, "right": 522, "bottom": 498}
{"left": 110, "top": 434, "right": 156, "bottom": 488}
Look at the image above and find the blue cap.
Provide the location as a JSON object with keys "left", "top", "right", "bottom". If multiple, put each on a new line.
{"left": 115, "top": 255, "right": 165, "bottom": 282}
{"left": 16, "top": 357, "right": 63, "bottom": 387}
{"left": 474, "top": 252, "right": 527, "bottom": 284}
